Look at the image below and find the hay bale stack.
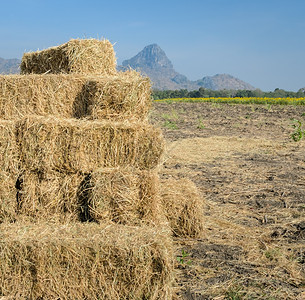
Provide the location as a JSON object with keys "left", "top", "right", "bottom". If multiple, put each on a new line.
{"left": 160, "top": 178, "right": 204, "bottom": 238}
{"left": 16, "top": 116, "right": 164, "bottom": 173}
{"left": 20, "top": 39, "right": 116, "bottom": 75}
{"left": 0, "top": 121, "right": 19, "bottom": 223}
{"left": 0, "top": 38, "right": 178, "bottom": 299}
{"left": 0, "top": 71, "right": 151, "bottom": 121}
{"left": 0, "top": 222, "right": 174, "bottom": 299}
{"left": 79, "top": 167, "right": 166, "bottom": 226}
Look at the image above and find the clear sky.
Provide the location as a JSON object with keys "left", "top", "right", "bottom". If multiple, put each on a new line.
{"left": 1, "top": 0, "right": 304, "bottom": 91}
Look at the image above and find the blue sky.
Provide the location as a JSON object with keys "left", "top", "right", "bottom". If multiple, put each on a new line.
{"left": 1, "top": 0, "right": 304, "bottom": 91}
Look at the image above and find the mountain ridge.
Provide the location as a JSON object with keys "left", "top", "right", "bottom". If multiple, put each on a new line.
{"left": 4, "top": 45, "right": 298, "bottom": 92}
{"left": 0, "top": 57, "right": 20, "bottom": 74}
{"left": 0, "top": 48, "right": 255, "bottom": 91}
{"left": 120, "top": 44, "right": 256, "bottom": 91}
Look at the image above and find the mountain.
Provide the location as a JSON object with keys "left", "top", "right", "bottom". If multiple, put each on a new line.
{"left": 119, "top": 44, "right": 255, "bottom": 91}
{"left": 195, "top": 74, "right": 255, "bottom": 91}
{"left": 0, "top": 57, "right": 20, "bottom": 74}
{"left": 1, "top": 46, "right": 256, "bottom": 91}
{"left": 120, "top": 44, "right": 198, "bottom": 90}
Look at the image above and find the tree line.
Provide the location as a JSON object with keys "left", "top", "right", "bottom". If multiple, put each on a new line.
{"left": 152, "top": 87, "right": 305, "bottom": 100}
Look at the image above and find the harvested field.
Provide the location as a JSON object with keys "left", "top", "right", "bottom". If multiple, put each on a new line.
{"left": 16, "top": 116, "right": 164, "bottom": 173}
{"left": 0, "top": 222, "right": 174, "bottom": 299}
{"left": 150, "top": 102, "right": 305, "bottom": 299}
{"left": 0, "top": 71, "right": 151, "bottom": 121}
{"left": 20, "top": 39, "right": 116, "bottom": 75}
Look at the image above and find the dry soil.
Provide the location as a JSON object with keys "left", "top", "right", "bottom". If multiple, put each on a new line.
{"left": 150, "top": 102, "right": 305, "bottom": 300}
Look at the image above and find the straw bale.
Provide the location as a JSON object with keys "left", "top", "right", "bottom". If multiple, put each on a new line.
{"left": 20, "top": 38, "right": 116, "bottom": 75}
{"left": 16, "top": 171, "right": 85, "bottom": 223}
{"left": 84, "top": 70, "right": 151, "bottom": 121}
{"left": 16, "top": 116, "right": 164, "bottom": 173}
{"left": 0, "top": 71, "right": 151, "bottom": 121}
{"left": 0, "top": 120, "right": 18, "bottom": 173}
{"left": 0, "top": 222, "right": 174, "bottom": 299}
{"left": 0, "top": 121, "right": 19, "bottom": 223}
{"left": 160, "top": 178, "right": 204, "bottom": 238}
{"left": 0, "top": 173, "right": 16, "bottom": 224}
{"left": 79, "top": 167, "right": 165, "bottom": 226}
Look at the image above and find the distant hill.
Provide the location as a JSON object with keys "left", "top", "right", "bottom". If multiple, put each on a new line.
{"left": 119, "top": 44, "right": 255, "bottom": 91}
{"left": 1, "top": 46, "right": 256, "bottom": 91}
{"left": 195, "top": 73, "right": 255, "bottom": 91}
{"left": 0, "top": 57, "right": 20, "bottom": 74}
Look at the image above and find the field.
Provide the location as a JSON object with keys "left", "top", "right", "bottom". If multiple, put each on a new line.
{"left": 150, "top": 101, "right": 305, "bottom": 299}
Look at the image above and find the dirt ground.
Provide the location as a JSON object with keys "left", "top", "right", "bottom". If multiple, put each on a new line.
{"left": 150, "top": 102, "right": 305, "bottom": 300}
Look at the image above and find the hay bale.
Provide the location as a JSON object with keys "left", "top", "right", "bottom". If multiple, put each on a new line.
{"left": 0, "top": 173, "right": 16, "bottom": 224}
{"left": 0, "top": 120, "right": 18, "bottom": 173}
{"left": 0, "top": 121, "right": 19, "bottom": 223}
{"left": 0, "top": 222, "right": 174, "bottom": 299}
{"left": 16, "top": 171, "right": 85, "bottom": 223}
{"left": 0, "top": 71, "right": 151, "bottom": 121}
{"left": 79, "top": 167, "right": 165, "bottom": 226}
{"left": 17, "top": 168, "right": 168, "bottom": 227}
{"left": 16, "top": 116, "right": 164, "bottom": 173}
{"left": 84, "top": 70, "right": 151, "bottom": 121}
{"left": 160, "top": 178, "right": 204, "bottom": 238}
{"left": 20, "top": 38, "right": 116, "bottom": 75}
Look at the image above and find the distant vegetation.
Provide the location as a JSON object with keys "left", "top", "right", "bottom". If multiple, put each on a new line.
{"left": 153, "top": 87, "right": 305, "bottom": 100}
{"left": 155, "top": 97, "right": 305, "bottom": 106}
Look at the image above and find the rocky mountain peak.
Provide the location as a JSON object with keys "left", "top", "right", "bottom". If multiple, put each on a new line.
{"left": 122, "top": 44, "right": 173, "bottom": 70}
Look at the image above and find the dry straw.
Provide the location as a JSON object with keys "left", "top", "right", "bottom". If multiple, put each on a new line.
{"left": 0, "top": 120, "right": 18, "bottom": 174}
{"left": 0, "top": 172, "right": 16, "bottom": 223}
{"left": 0, "top": 222, "right": 174, "bottom": 299}
{"left": 0, "top": 121, "right": 19, "bottom": 223}
{"left": 79, "top": 167, "right": 166, "bottom": 226}
{"left": 15, "top": 171, "right": 85, "bottom": 223}
{"left": 160, "top": 178, "right": 204, "bottom": 238}
{"left": 0, "top": 71, "right": 151, "bottom": 121}
{"left": 15, "top": 168, "right": 167, "bottom": 227}
{"left": 20, "top": 38, "right": 117, "bottom": 75}
{"left": 16, "top": 115, "right": 164, "bottom": 173}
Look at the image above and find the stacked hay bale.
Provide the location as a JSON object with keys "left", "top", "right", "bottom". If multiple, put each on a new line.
{"left": 0, "top": 120, "right": 19, "bottom": 223}
{"left": 0, "top": 39, "right": 174, "bottom": 299}
{"left": 0, "top": 38, "right": 204, "bottom": 298}
{"left": 0, "top": 222, "right": 174, "bottom": 299}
